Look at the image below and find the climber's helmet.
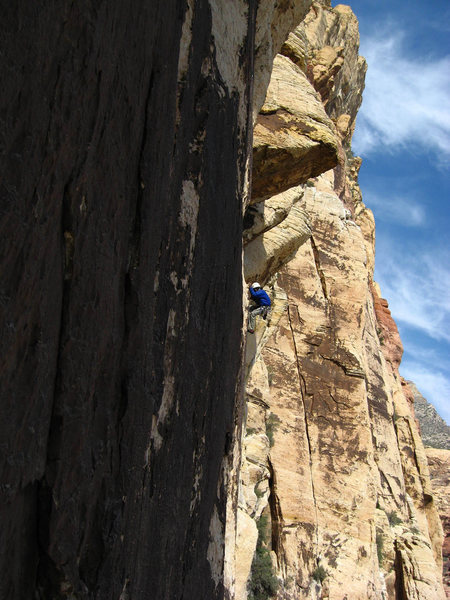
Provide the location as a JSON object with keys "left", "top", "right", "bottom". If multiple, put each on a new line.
{"left": 252, "top": 282, "right": 261, "bottom": 289}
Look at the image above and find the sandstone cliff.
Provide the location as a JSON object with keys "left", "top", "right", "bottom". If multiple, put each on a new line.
{"left": 426, "top": 448, "right": 450, "bottom": 598}
{"left": 230, "top": 3, "right": 446, "bottom": 599}
{"left": 412, "top": 385, "right": 450, "bottom": 598}
{"left": 0, "top": 1, "right": 445, "bottom": 599}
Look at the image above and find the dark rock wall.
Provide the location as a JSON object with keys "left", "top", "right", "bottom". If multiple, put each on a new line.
{"left": 0, "top": 2, "right": 254, "bottom": 598}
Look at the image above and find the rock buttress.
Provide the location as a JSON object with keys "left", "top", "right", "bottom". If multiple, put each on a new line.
{"left": 425, "top": 448, "right": 450, "bottom": 597}
{"left": 0, "top": 2, "right": 254, "bottom": 598}
{"left": 235, "top": 2, "right": 446, "bottom": 598}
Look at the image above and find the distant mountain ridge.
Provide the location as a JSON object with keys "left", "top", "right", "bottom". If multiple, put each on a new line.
{"left": 409, "top": 381, "right": 450, "bottom": 450}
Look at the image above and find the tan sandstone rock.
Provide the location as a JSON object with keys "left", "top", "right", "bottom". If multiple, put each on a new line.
{"left": 244, "top": 201, "right": 311, "bottom": 285}
{"left": 282, "top": 1, "right": 367, "bottom": 142}
{"left": 253, "top": 0, "right": 319, "bottom": 117}
{"left": 234, "top": 510, "right": 259, "bottom": 599}
{"left": 252, "top": 54, "right": 339, "bottom": 202}
{"left": 252, "top": 172, "right": 446, "bottom": 599}
{"left": 261, "top": 176, "right": 384, "bottom": 599}
{"left": 229, "top": 2, "right": 446, "bottom": 599}
{"left": 426, "top": 448, "right": 450, "bottom": 598}
{"left": 243, "top": 186, "right": 305, "bottom": 244}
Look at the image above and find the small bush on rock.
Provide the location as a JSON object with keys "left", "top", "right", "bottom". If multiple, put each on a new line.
{"left": 312, "top": 565, "right": 327, "bottom": 583}
{"left": 266, "top": 413, "right": 281, "bottom": 448}
{"left": 248, "top": 515, "right": 279, "bottom": 600}
{"left": 376, "top": 532, "right": 384, "bottom": 565}
{"left": 387, "top": 510, "right": 402, "bottom": 526}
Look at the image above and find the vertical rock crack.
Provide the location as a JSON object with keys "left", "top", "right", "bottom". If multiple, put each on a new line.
{"left": 310, "top": 235, "right": 328, "bottom": 301}
{"left": 287, "top": 302, "right": 320, "bottom": 555}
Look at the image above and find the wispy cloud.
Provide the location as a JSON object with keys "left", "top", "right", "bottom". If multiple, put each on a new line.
{"left": 353, "top": 31, "right": 450, "bottom": 163}
{"left": 400, "top": 361, "right": 450, "bottom": 425}
{"left": 375, "top": 244, "right": 450, "bottom": 343}
{"left": 399, "top": 337, "right": 450, "bottom": 375}
{"left": 365, "top": 192, "right": 426, "bottom": 227}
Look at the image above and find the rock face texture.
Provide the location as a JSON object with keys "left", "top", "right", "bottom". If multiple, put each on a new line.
{"left": 412, "top": 386, "right": 450, "bottom": 598}
{"left": 231, "top": 2, "right": 446, "bottom": 599}
{"left": 408, "top": 381, "right": 450, "bottom": 597}
{"left": 0, "top": 2, "right": 314, "bottom": 599}
{"left": 0, "top": 3, "right": 247, "bottom": 599}
{"left": 252, "top": 55, "right": 339, "bottom": 202}
{"left": 426, "top": 448, "right": 450, "bottom": 598}
{"left": 1, "top": 1, "right": 446, "bottom": 600}
{"left": 411, "top": 382, "right": 450, "bottom": 450}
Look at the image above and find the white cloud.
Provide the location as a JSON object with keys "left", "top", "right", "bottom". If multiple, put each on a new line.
{"left": 400, "top": 361, "right": 450, "bottom": 425}
{"left": 353, "top": 32, "right": 450, "bottom": 162}
{"left": 365, "top": 192, "right": 425, "bottom": 227}
{"left": 375, "top": 245, "right": 450, "bottom": 343}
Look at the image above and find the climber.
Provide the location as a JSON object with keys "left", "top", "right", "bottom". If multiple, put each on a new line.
{"left": 247, "top": 282, "right": 271, "bottom": 333}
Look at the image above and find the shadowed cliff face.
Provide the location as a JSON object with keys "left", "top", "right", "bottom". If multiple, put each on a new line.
{"left": 0, "top": 2, "right": 251, "bottom": 598}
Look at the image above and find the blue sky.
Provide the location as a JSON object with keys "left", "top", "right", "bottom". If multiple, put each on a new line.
{"left": 338, "top": 0, "right": 450, "bottom": 423}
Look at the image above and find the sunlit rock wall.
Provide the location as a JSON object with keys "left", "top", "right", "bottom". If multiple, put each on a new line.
{"left": 425, "top": 448, "right": 450, "bottom": 598}
{"left": 233, "top": 2, "right": 446, "bottom": 599}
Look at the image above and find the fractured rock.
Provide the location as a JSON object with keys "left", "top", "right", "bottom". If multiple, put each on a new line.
{"left": 411, "top": 382, "right": 450, "bottom": 450}
{"left": 233, "top": 2, "right": 446, "bottom": 597}
{"left": 244, "top": 201, "right": 312, "bottom": 284}
{"left": 243, "top": 185, "right": 305, "bottom": 244}
{"left": 252, "top": 54, "right": 339, "bottom": 202}
{"left": 426, "top": 448, "right": 450, "bottom": 598}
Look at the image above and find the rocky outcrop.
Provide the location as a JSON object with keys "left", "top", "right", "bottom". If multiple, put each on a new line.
{"left": 411, "top": 383, "right": 450, "bottom": 450}
{"left": 371, "top": 283, "right": 404, "bottom": 370}
{"left": 253, "top": 0, "right": 318, "bottom": 116}
{"left": 282, "top": 2, "right": 367, "bottom": 144}
{"left": 232, "top": 2, "right": 446, "bottom": 599}
{"left": 426, "top": 448, "right": 450, "bottom": 598}
{"left": 244, "top": 199, "right": 312, "bottom": 284}
{"left": 412, "top": 385, "right": 450, "bottom": 597}
{"left": 239, "top": 173, "right": 444, "bottom": 599}
{"left": 252, "top": 55, "right": 339, "bottom": 202}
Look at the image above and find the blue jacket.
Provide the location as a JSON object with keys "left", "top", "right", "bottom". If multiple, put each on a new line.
{"left": 250, "top": 287, "right": 271, "bottom": 306}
